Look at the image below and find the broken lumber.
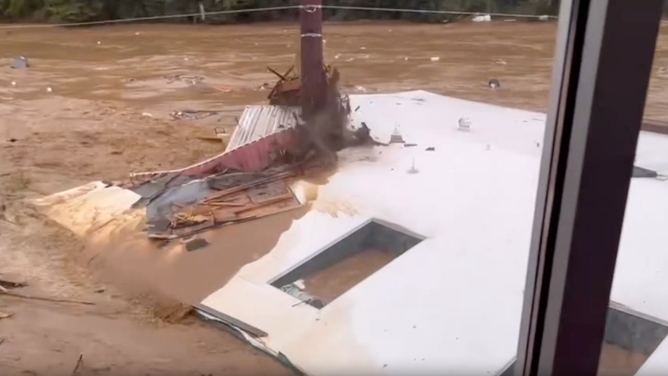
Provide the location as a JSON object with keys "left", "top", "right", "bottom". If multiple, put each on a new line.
{"left": 202, "top": 171, "right": 295, "bottom": 204}
{"left": 0, "top": 290, "right": 95, "bottom": 306}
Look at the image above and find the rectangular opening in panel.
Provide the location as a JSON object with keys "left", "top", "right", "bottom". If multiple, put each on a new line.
{"left": 499, "top": 306, "right": 668, "bottom": 376}
{"left": 270, "top": 220, "right": 424, "bottom": 309}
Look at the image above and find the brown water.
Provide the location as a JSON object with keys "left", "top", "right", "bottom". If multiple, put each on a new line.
{"left": 2, "top": 21, "right": 668, "bottom": 375}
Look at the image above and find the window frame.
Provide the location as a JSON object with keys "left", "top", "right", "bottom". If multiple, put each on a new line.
{"left": 515, "top": 1, "right": 664, "bottom": 375}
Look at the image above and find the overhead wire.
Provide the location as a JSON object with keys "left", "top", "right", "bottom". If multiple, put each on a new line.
{"left": 0, "top": 4, "right": 556, "bottom": 30}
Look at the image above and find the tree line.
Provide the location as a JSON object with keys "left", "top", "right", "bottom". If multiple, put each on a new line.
{"left": 0, "top": 0, "right": 561, "bottom": 24}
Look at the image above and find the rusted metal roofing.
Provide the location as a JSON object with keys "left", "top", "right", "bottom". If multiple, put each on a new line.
{"left": 226, "top": 105, "right": 301, "bottom": 152}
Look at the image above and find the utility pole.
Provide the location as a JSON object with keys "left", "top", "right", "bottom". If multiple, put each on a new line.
{"left": 299, "top": 0, "right": 326, "bottom": 118}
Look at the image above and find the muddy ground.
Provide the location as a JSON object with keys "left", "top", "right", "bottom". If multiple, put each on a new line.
{"left": 2, "top": 21, "right": 668, "bottom": 375}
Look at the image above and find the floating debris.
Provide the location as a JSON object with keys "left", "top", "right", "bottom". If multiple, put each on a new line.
{"left": 170, "top": 110, "right": 219, "bottom": 121}
{"left": 489, "top": 79, "right": 501, "bottom": 89}
{"left": 46, "top": 87, "right": 53, "bottom": 93}
{"left": 472, "top": 14, "right": 492, "bottom": 22}
{"left": 495, "top": 59, "right": 508, "bottom": 65}
{"left": 431, "top": 57, "right": 440, "bottom": 62}
{"left": 11, "top": 56, "right": 28, "bottom": 69}
{"left": 425, "top": 147, "right": 435, "bottom": 151}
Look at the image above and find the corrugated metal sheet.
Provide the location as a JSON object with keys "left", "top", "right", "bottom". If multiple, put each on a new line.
{"left": 227, "top": 105, "right": 301, "bottom": 152}
{"left": 130, "top": 127, "right": 301, "bottom": 180}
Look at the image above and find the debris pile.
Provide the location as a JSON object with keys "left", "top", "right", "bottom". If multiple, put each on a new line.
{"left": 125, "top": 63, "right": 372, "bottom": 242}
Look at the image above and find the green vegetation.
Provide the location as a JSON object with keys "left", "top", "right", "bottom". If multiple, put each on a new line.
{"left": 0, "top": 0, "right": 561, "bottom": 24}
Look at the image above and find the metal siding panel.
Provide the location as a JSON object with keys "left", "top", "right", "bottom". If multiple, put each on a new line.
{"left": 227, "top": 105, "right": 301, "bottom": 152}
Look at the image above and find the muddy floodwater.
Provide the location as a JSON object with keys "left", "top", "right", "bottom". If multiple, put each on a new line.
{"left": 2, "top": 21, "right": 668, "bottom": 375}
{"left": 3, "top": 21, "right": 668, "bottom": 193}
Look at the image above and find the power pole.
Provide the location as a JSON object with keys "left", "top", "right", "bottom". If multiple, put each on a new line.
{"left": 299, "top": 0, "right": 326, "bottom": 118}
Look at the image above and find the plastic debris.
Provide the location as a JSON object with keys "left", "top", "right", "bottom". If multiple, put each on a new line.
{"left": 472, "top": 14, "right": 492, "bottom": 22}
{"left": 335, "top": 54, "right": 341, "bottom": 59}
{"left": 10, "top": 81, "right": 16, "bottom": 87}
{"left": 458, "top": 118, "right": 472, "bottom": 132}
{"left": 426, "top": 147, "right": 435, "bottom": 151}
{"left": 97, "top": 41, "right": 101, "bottom": 45}
{"left": 135, "top": 32, "right": 140, "bottom": 36}
{"left": 539, "top": 15, "right": 550, "bottom": 21}
{"left": 431, "top": 57, "right": 440, "bottom": 62}
{"left": 11, "top": 56, "right": 29, "bottom": 69}
{"left": 489, "top": 79, "right": 501, "bottom": 89}
{"left": 46, "top": 87, "right": 53, "bottom": 93}
{"left": 495, "top": 59, "right": 508, "bottom": 65}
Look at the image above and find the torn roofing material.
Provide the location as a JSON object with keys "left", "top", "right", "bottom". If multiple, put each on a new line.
{"left": 227, "top": 105, "right": 301, "bottom": 152}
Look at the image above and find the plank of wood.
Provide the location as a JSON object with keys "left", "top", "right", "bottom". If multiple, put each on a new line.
{"left": 203, "top": 171, "right": 295, "bottom": 203}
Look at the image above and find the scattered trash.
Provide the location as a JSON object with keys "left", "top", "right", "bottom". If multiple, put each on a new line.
{"left": 11, "top": 56, "right": 29, "bottom": 69}
{"left": 335, "top": 54, "right": 341, "bottom": 59}
{"left": 495, "top": 59, "right": 507, "bottom": 65}
{"left": 141, "top": 112, "right": 153, "bottom": 118}
{"left": 407, "top": 158, "right": 419, "bottom": 174}
{"left": 458, "top": 117, "right": 472, "bottom": 132}
{"left": 170, "top": 110, "right": 219, "bottom": 121}
{"left": 10, "top": 81, "right": 17, "bottom": 86}
{"left": 539, "top": 15, "right": 550, "bottom": 21}
{"left": 294, "top": 279, "right": 306, "bottom": 289}
{"left": 282, "top": 283, "right": 325, "bottom": 309}
{"left": 135, "top": 32, "right": 140, "bottom": 35}
{"left": 354, "top": 106, "right": 361, "bottom": 112}
{"left": 504, "top": 19, "right": 517, "bottom": 22}
{"left": 425, "top": 147, "right": 435, "bottom": 151}
{"left": 488, "top": 79, "right": 501, "bottom": 89}
{"left": 8, "top": 139, "right": 17, "bottom": 143}
{"left": 46, "top": 87, "right": 53, "bottom": 93}
{"left": 404, "top": 57, "right": 409, "bottom": 61}
{"left": 97, "top": 41, "right": 101, "bottom": 45}
{"left": 93, "top": 287, "right": 105, "bottom": 294}
{"left": 472, "top": 14, "right": 492, "bottom": 22}
{"left": 354, "top": 85, "right": 367, "bottom": 93}
{"left": 184, "top": 57, "right": 189, "bottom": 61}
{"left": 431, "top": 57, "right": 440, "bottom": 62}
{"left": 346, "top": 58, "right": 355, "bottom": 62}
{"left": 360, "top": 47, "right": 367, "bottom": 50}
{"left": 404, "top": 143, "right": 418, "bottom": 148}
{"left": 0, "top": 311, "right": 14, "bottom": 320}
{"left": 184, "top": 237, "right": 210, "bottom": 252}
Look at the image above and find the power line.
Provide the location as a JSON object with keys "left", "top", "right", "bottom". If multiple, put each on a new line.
{"left": 0, "top": 4, "right": 556, "bottom": 30}
{"left": 321, "top": 5, "right": 557, "bottom": 20}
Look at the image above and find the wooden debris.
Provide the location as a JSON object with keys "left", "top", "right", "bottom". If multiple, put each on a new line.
{"left": 71, "top": 353, "right": 84, "bottom": 376}
{"left": 202, "top": 171, "right": 295, "bottom": 204}
{"left": 0, "top": 290, "right": 95, "bottom": 306}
